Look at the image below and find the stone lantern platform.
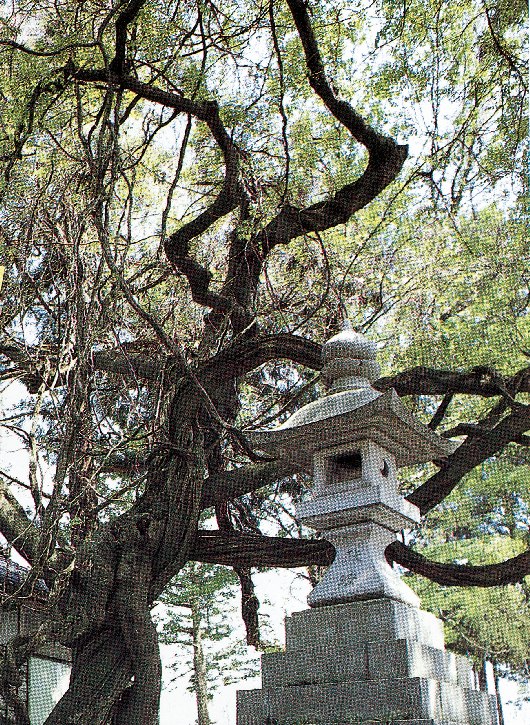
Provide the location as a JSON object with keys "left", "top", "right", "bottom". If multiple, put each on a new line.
{"left": 237, "top": 598, "right": 498, "bottom": 724}
{"left": 237, "top": 327, "right": 498, "bottom": 725}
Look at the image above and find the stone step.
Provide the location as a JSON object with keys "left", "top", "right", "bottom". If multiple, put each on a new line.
{"left": 262, "top": 639, "right": 475, "bottom": 691}
{"left": 285, "top": 600, "right": 445, "bottom": 652}
{"left": 262, "top": 643, "right": 369, "bottom": 687}
{"left": 237, "top": 678, "right": 497, "bottom": 725}
{"left": 239, "top": 719, "right": 484, "bottom": 725}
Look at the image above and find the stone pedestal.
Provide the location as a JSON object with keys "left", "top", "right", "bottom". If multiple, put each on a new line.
{"left": 237, "top": 599, "right": 498, "bottom": 725}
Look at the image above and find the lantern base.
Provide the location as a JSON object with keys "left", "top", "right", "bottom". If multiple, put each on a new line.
{"left": 237, "top": 599, "right": 498, "bottom": 725}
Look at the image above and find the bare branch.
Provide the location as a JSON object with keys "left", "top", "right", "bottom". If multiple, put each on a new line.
{"left": 428, "top": 392, "right": 453, "bottom": 430}
{"left": 200, "top": 460, "right": 298, "bottom": 509}
{"left": 199, "top": 333, "right": 322, "bottom": 385}
{"left": 93, "top": 347, "right": 165, "bottom": 381}
{"left": 0, "top": 479, "right": 41, "bottom": 564}
{"left": 408, "top": 403, "right": 530, "bottom": 514}
{"left": 71, "top": 67, "right": 242, "bottom": 313}
{"left": 0, "top": 39, "right": 100, "bottom": 58}
{"left": 109, "top": 0, "right": 147, "bottom": 75}
{"left": 248, "top": 0, "right": 408, "bottom": 255}
{"left": 286, "top": 0, "right": 392, "bottom": 154}
{"left": 386, "top": 540, "right": 530, "bottom": 587}
{"left": 5, "top": 334, "right": 530, "bottom": 404}
{"left": 191, "top": 531, "right": 530, "bottom": 588}
{"left": 377, "top": 365, "right": 530, "bottom": 398}
{"left": 190, "top": 530, "right": 335, "bottom": 568}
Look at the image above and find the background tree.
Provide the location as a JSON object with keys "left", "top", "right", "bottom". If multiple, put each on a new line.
{"left": 0, "top": 0, "right": 527, "bottom": 723}
{"left": 159, "top": 561, "right": 259, "bottom": 725}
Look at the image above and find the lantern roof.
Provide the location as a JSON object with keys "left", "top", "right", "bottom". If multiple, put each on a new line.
{"left": 249, "top": 326, "right": 458, "bottom": 471}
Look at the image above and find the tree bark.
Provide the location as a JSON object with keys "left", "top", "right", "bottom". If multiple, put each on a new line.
{"left": 477, "top": 658, "right": 488, "bottom": 692}
{"left": 408, "top": 404, "right": 530, "bottom": 514}
{"left": 191, "top": 602, "right": 212, "bottom": 725}
{"left": 493, "top": 663, "right": 506, "bottom": 725}
{"left": 43, "top": 386, "right": 205, "bottom": 723}
{"left": 385, "top": 540, "right": 530, "bottom": 587}
{"left": 43, "top": 627, "right": 131, "bottom": 725}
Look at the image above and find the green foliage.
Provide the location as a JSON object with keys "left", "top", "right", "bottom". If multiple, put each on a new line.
{"left": 377, "top": 205, "right": 528, "bottom": 374}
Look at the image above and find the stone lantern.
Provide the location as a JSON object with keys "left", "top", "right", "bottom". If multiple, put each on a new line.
{"left": 250, "top": 326, "right": 457, "bottom": 609}
{"left": 237, "top": 327, "right": 499, "bottom": 725}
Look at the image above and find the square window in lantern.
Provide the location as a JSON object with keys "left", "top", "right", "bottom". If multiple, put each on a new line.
{"left": 328, "top": 451, "right": 362, "bottom": 483}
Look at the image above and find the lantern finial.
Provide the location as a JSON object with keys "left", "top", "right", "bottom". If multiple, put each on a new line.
{"left": 322, "top": 324, "right": 381, "bottom": 393}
